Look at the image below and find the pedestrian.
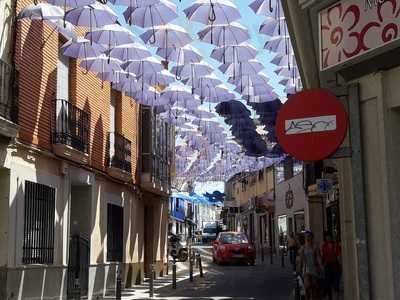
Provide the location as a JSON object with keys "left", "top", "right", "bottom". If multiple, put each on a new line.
{"left": 321, "top": 232, "right": 342, "bottom": 300}
{"left": 298, "top": 230, "right": 323, "bottom": 300}
{"left": 288, "top": 232, "right": 297, "bottom": 270}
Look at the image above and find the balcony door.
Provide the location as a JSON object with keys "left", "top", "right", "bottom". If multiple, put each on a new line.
{"left": 55, "top": 49, "right": 70, "bottom": 140}
{"left": 109, "top": 93, "right": 116, "bottom": 160}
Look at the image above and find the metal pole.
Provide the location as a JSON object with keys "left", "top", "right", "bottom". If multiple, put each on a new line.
{"left": 196, "top": 253, "right": 204, "bottom": 277}
{"left": 149, "top": 263, "right": 155, "bottom": 298}
{"left": 281, "top": 248, "right": 285, "bottom": 268}
{"left": 189, "top": 252, "right": 194, "bottom": 282}
{"left": 347, "top": 83, "right": 371, "bottom": 299}
{"left": 116, "top": 263, "right": 122, "bottom": 300}
{"left": 172, "top": 259, "right": 177, "bottom": 289}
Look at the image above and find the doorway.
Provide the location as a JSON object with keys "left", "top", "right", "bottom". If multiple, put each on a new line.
{"left": 67, "top": 185, "right": 91, "bottom": 299}
{"left": 144, "top": 205, "right": 154, "bottom": 278}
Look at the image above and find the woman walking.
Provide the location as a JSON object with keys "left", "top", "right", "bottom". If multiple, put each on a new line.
{"left": 298, "top": 231, "right": 323, "bottom": 300}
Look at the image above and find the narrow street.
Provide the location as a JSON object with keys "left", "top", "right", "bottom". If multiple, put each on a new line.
{"left": 127, "top": 246, "right": 294, "bottom": 300}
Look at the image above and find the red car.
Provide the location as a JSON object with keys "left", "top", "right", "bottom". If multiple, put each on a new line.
{"left": 212, "top": 232, "right": 256, "bottom": 265}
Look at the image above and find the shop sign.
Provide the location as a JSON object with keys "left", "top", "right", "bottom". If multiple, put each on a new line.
{"left": 319, "top": 0, "right": 400, "bottom": 70}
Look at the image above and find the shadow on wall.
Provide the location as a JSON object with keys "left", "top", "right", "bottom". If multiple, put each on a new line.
{"left": 17, "top": 20, "right": 57, "bottom": 149}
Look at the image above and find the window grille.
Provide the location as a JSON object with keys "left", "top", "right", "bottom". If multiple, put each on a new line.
{"left": 107, "top": 204, "right": 123, "bottom": 262}
{"left": 23, "top": 181, "right": 55, "bottom": 264}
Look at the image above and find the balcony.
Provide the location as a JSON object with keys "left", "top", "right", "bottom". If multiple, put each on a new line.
{"left": 141, "top": 153, "right": 171, "bottom": 196}
{"left": 0, "top": 59, "right": 19, "bottom": 138}
{"left": 107, "top": 132, "right": 132, "bottom": 182}
{"left": 52, "top": 99, "right": 89, "bottom": 164}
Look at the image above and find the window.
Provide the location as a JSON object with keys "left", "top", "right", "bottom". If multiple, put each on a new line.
{"left": 275, "top": 162, "right": 285, "bottom": 184}
{"left": 23, "top": 181, "right": 55, "bottom": 264}
{"left": 107, "top": 204, "right": 123, "bottom": 262}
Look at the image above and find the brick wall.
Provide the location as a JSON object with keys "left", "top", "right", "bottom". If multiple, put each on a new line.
{"left": 14, "top": 0, "right": 140, "bottom": 184}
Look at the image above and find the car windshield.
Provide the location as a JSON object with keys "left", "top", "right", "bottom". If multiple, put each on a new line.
{"left": 220, "top": 233, "right": 248, "bottom": 244}
{"left": 203, "top": 227, "right": 217, "bottom": 234}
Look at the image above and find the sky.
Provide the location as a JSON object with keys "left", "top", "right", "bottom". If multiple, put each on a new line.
{"left": 111, "top": 0, "right": 287, "bottom": 194}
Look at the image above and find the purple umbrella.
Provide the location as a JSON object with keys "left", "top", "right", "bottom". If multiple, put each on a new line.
{"left": 264, "top": 36, "right": 292, "bottom": 54}
{"left": 47, "top": 0, "right": 95, "bottom": 9}
{"left": 139, "top": 69, "right": 175, "bottom": 86}
{"left": 48, "top": 19, "right": 76, "bottom": 39}
{"left": 140, "top": 24, "right": 192, "bottom": 49}
{"left": 85, "top": 24, "right": 135, "bottom": 47}
{"left": 161, "top": 83, "right": 201, "bottom": 109}
{"left": 211, "top": 42, "right": 257, "bottom": 63}
{"left": 61, "top": 38, "right": 105, "bottom": 59}
{"left": 110, "top": 0, "right": 159, "bottom": 6}
{"left": 184, "top": 0, "right": 241, "bottom": 25}
{"left": 197, "top": 22, "right": 250, "bottom": 47}
{"left": 171, "top": 61, "right": 213, "bottom": 81}
{"left": 65, "top": 2, "right": 117, "bottom": 28}
{"left": 249, "top": 0, "right": 283, "bottom": 16}
{"left": 219, "top": 59, "right": 264, "bottom": 78}
{"left": 107, "top": 43, "right": 150, "bottom": 61}
{"left": 128, "top": 86, "right": 169, "bottom": 106}
{"left": 228, "top": 73, "right": 270, "bottom": 87}
{"left": 122, "top": 57, "right": 163, "bottom": 75}
{"left": 182, "top": 73, "right": 221, "bottom": 89}
{"left": 80, "top": 55, "right": 122, "bottom": 74}
{"left": 96, "top": 70, "right": 136, "bottom": 84}
{"left": 236, "top": 83, "right": 275, "bottom": 97}
{"left": 259, "top": 16, "right": 287, "bottom": 37}
{"left": 123, "top": 0, "right": 177, "bottom": 27}
{"left": 244, "top": 91, "right": 279, "bottom": 103}
{"left": 156, "top": 44, "right": 202, "bottom": 64}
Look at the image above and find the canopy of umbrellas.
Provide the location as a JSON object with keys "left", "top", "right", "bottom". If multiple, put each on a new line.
{"left": 19, "top": 0, "right": 302, "bottom": 183}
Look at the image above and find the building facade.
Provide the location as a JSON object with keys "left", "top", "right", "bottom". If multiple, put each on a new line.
{"left": 282, "top": 0, "right": 400, "bottom": 298}
{"left": 0, "top": 1, "right": 173, "bottom": 299}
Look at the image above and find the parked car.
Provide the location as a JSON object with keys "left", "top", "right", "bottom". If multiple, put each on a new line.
{"left": 202, "top": 223, "right": 218, "bottom": 243}
{"left": 212, "top": 232, "right": 256, "bottom": 266}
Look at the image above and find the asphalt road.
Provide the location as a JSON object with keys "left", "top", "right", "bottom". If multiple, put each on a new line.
{"left": 154, "top": 245, "right": 295, "bottom": 300}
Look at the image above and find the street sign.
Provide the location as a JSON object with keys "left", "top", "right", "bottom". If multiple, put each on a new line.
{"left": 276, "top": 89, "right": 348, "bottom": 161}
{"left": 317, "top": 179, "right": 333, "bottom": 194}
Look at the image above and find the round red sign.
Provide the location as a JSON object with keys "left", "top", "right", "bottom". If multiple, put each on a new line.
{"left": 276, "top": 89, "right": 348, "bottom": 161}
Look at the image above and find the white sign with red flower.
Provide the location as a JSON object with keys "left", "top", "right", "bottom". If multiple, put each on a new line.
{"left": 319, "top": 0, "right": 400, "bottom": 70}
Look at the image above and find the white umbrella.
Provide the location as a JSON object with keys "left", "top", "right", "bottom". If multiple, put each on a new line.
{"left": 211, "top": 42, "right": 257, "bottom": 63}
{"left": 18, "top": 3, "right": 64, "bottom": 20}
{"left": 123, "top": 0, "right": 177, "bottom": 27}
{"left": 228, "top": 73, "right": 270, "bottom": 87}
{"left": 184, "top": 0, "right": 241, "bottom": 25}
{"left": 197, "top": 22, "right": 250, "bottom": 47}
{"left": 85, "top": 24, "right": 135, "bottom": 47}
{"left": 156, "top": 44, "right": 202, "bottom": 64}
{"left": 264, "top": 36, "right": 292, "bottom": 54}
{"left": 48, "top": 19, "right": 76, "bottom": 39}
{"left": 107, "top": 43, "right": 150, "bottom": 61}
{"left": 140, "top": 24, "right": 192, "bottom": 48}
{"left": 96, "top": 70, "right": 136, "bottom": 84}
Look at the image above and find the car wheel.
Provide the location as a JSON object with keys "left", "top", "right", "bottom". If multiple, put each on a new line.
{"left": 249, "top": 260, "right": 255, "bottom": 266}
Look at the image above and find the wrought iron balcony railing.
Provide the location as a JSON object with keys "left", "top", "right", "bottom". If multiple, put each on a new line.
{"left": 53, "top": 99, "right": 89, "bottom": 154}
{"left": 107, "top": 132, "right": 132, "bottom": 174}
{"left": 0, "top": 59, "right": 18, "bottom": 123}
{"left": 141, "top": 153, "right": 171, "bottom": 191}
